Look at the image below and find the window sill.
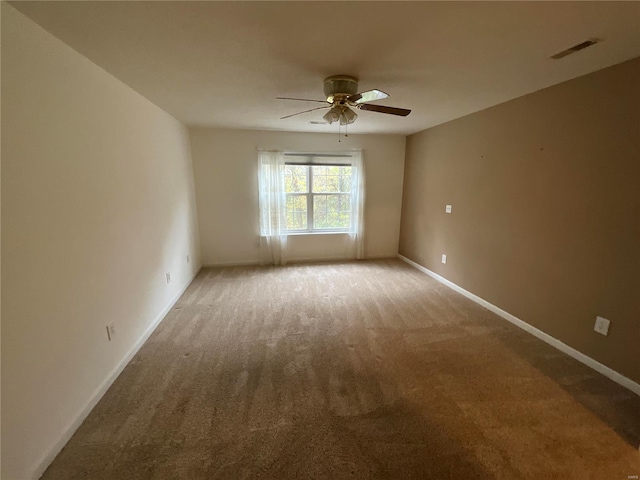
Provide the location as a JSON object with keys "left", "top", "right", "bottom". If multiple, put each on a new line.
{"left": 286, "top": 231, "right": 351, "bottom": 236}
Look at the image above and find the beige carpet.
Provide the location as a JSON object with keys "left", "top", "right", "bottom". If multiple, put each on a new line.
{"left": 43, "top": 259, "right": 640, "bottom": 479}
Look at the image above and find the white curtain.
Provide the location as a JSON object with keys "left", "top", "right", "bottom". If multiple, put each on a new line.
{"left": 258, "top": 150, "right": 288, "bottom": 265}
{"left": 349, "top": 151, "right": 365, "bottom": 259}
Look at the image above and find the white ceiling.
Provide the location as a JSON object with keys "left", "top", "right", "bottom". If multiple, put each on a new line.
{"left": 10, "top": 1, "right": 640, "bottom": 135}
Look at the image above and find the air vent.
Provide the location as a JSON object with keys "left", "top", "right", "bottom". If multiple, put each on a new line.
{"left": 309, "top": 121, "right": 328, "bottom": 125}
{"left": 551, "top": 38, "right": 601, "bottom": 59}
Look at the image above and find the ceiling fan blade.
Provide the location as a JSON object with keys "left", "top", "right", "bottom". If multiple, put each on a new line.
{"left": 276, "top": 97, "right": 328, "bottom": 104}
{"left": 281, "top": 105, "right": 331, "bottom": 120}
{"left": 349, "top": 89, "right": 389, "bottom": 104}
{"left": 358, "top": 103, "right": 411, "bottom": 116}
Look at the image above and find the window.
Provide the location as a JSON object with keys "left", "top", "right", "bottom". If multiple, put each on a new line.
{"left": 258, "top": 150, "right": 364, "bottom": 264}
{"left": 284, "top": 164, "right": 353, "bottom": 232}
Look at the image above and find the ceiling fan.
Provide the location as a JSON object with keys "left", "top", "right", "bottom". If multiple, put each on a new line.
{"left": 277, "top": 75, "right": 411, "bottom": 126}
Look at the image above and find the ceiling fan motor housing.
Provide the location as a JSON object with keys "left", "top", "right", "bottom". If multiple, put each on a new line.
{"left": 324, "top": 75, "right": 358, "bottom": 102}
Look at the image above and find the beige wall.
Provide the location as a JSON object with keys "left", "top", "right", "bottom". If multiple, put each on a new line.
{"left": 1, "top": 5, "right": 201, "bottom": 479}
{"left": 190, "top": 128, "right": 406, "bottom": 265}
{"left": 399, "top": 58, "right": 640, "bottom": 384}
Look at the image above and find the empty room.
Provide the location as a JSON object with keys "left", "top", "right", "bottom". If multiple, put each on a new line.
{"left": 2, "top": 1, "right": 639, "bottom": 479}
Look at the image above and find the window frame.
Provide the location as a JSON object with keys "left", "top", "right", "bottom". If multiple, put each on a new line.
{"left": 285, "top": 163, "right": 353, "bottom": 234}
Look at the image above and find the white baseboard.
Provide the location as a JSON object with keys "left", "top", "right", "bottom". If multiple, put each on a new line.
{"left": 202, "top": 260, "right": 261, "bottom": 267}
{"left": 287, "top": 254, "right": 397, "bottom": 263}
{"left": 202, "top": 255, "right": 397, "bottom": 268}
{"left": 205, "top": 258, "right": 354, "bottom": 266}
{"left": 288, "top": 255, "right": 353, "bottom": 263}
{"left": 32, "top": 265, "right": 203, "bottom": 480}
{"left": 397, "top": 254, "right": 640, "bottom": 397}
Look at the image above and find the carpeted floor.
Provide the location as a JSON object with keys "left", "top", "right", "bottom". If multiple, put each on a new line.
{"left": 42, "top": 259, "right": 640, "bottom": 479}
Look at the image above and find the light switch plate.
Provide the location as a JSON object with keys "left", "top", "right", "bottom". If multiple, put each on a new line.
{"left": 441, "top": 254, "right": 447, "bottom": 264}
{"left": 594, "top": 316, "right": 610, "bottom": 336}
{"left": 445, "top": 205, "right": 452, "bottom": 213}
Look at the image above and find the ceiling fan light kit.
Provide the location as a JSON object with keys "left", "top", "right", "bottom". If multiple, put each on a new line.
{"left": 278, "top": 74, "right": 411, "bottom": 139}
{"left": 323, "top": 105, "right": 357, "bottom": 125}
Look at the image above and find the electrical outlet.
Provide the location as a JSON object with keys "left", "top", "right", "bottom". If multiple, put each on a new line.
{"left": 441, "top": 254, "right": 447, "bottom": 264}
{"left": 106, "top": 323, "right": 116, "bottom": 341}
{"left": 594, "top": 316, "right": 610, "bottom": 336}
{"left": 166, "top": 272, "right": 171, "bottom": 284}
{"left": 445, "top": 205, "right": 452, "bottom": 214}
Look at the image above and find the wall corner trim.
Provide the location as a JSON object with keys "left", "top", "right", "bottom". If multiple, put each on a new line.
{"left": 397, "top": 254, "right": 640, "bottom": 397}
{"left": 31, "top": 265, "right": 203, "bottom": 480}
